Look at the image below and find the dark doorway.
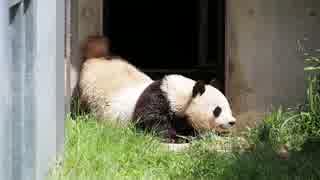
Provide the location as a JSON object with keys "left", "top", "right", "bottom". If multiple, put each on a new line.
{"left": 103, "top": 0, "right": 225, "bottom": 92}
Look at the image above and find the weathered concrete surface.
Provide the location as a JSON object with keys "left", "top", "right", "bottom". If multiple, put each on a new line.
{"left": 78, "top": 0, "right": 103, "bottom": 43}
{"left": 73, "top": 0, "right": 103, "bottom": 91}
{"left": 66, "top": 0, "right": 320, "bottom": 131}
{"left": 227, "top": 0, "right": 320, "bottom": 131}
{"left": 65, "top": 0, "right": 103, "bottom": 108}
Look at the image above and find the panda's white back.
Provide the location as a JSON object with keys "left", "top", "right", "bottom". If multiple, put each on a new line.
{"left": 79, "top": 57, "right": 153, "bottom": 121}
{"left": 109, "top": 82, "right": 152, "bottom": 123}
{"left": 80, "top": 58, "right": 152, "bottom": 96}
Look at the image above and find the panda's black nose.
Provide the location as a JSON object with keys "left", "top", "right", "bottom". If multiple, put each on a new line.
{"left": 229, "top": 121, "right": 236, "bottom": 126}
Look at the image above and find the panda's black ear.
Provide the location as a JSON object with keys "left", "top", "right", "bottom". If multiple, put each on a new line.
{"left": 210, "top": 78, "right": 223, "bottom": 91}
{"left": 192, "top": 80, "right": 206, "bottom": 98}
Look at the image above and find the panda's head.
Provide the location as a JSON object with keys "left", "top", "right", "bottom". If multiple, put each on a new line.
{"left": 161, "top": 75, "right": 236, "bottom": 131}
{"left": 185, "top": 80, "right": 236, "bottom": 130}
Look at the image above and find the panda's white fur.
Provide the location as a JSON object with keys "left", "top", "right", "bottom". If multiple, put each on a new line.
{"left": 108, "top": 83, "right": 152, "bottom": 122}
{"left": 79, "top": 57, "right": 153, "bottom": 124}
{"left": 161, "top": 74, "right": 236, "bottom": 130}
{"left": 133, "top": 74, "right": 236, "bottom": 137}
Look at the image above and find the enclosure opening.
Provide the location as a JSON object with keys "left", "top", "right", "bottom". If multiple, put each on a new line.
{"left": 103, "top": 0, "right": 226, "bottom": 92}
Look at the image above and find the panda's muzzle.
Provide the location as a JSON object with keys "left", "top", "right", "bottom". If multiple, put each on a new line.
{"left": 218, "top": 121, "right": 236, "bottom": 129}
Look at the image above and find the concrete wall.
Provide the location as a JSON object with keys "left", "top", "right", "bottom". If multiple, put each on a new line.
{"left": 78, "top": 0, "right": 103, "bottom": 43}
{"left": 67, "top": 0, "right": 320, "bottom": 131}
{"left": 2, "top": 0, "right": 65, "bottom": 179}
{"left": 226, "top": 0, "right": 320, "bottom": 130}
{"left": 66, "top": 0, "right": 103, "bottom": 104}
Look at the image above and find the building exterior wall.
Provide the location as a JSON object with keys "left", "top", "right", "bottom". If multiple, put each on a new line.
{"left": 66, "top": 0, "right": 103, "bottom": 104}
{"left": 1, "top": 0, "right": 65, "bottom": 179}
{"left": 226, "top": 0, "right": 320, "bottom": 130}
{"left": 78, "top": 0, "right": 103, "bottom": 43}
{"left": 67, "top": 0, "right": 320, "bottom": 132}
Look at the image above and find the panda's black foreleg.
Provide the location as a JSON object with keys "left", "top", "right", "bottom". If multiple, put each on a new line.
{"left": 135, "top": 113, "right": 168, "bottom": 132}
{"left": 167, "top": 127, "right": 177, "bottom": 143}
{"left": 135, "top": 113, "right": 179, "bottom": 143}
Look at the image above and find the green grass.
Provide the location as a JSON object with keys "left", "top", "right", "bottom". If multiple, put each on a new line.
{"left": 48, "top": 114, "right": 320, "bottom": 180}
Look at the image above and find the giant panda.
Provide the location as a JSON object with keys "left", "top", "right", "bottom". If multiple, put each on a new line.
{"left": 132, "top": 74, "right": 236, "bottom": 141}
{"left": 78, "top": 35, "right": 153, "bottom": 125}
{"left": 79, "top": 36, "right": 236, "bottom": 139}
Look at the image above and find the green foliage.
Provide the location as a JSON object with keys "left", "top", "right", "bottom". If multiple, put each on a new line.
{"left": 250, "top": 76, "right": 320, "bottom": 151}
{"left": 303, "top": 76, "right": 320, "bottom": 137}
{"left": 304, "top": 56, "right": 320, "bottom": 72}
{"left": 301, "top": 48, "right": 320, "bottom": 142}
{"left": 299, "top": 37, "right": 320, "bottom": 73}
{"left": 248, "top": 45, "right": 320, "bottom": 151}
{"left": 248, "top": 107, "right": 306, "bottom": 151}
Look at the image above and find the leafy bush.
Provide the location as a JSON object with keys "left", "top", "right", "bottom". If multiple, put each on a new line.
{"left": 245, "top": 107, "right": 306, "bottom": 151}
{"left": 248, "top": 48, "right": 320, "bottom": 151}
{"left": 300, "top": 51, "right": 320, "bottom": 140}
{"left": 302, "top": 76, "right": 320, "bottom": 137}
{"left": 304, "top": 56, "right": 320, "bottom": 72}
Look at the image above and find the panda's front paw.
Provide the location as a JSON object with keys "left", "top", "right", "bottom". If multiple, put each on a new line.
{"left": 168, "top": 128, "right": 178, "bottom": 143}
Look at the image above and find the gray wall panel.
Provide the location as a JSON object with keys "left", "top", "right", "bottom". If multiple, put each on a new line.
{"left": 227, "top": 0, "right": 320, "bottom": 130}
{"left": 0, "top": 0, "right": 65, "bottom": 179}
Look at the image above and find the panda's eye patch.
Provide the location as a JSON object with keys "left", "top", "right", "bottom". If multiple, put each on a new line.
{"left": 213, "top": 106, "right": 222, "bottom": 117}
